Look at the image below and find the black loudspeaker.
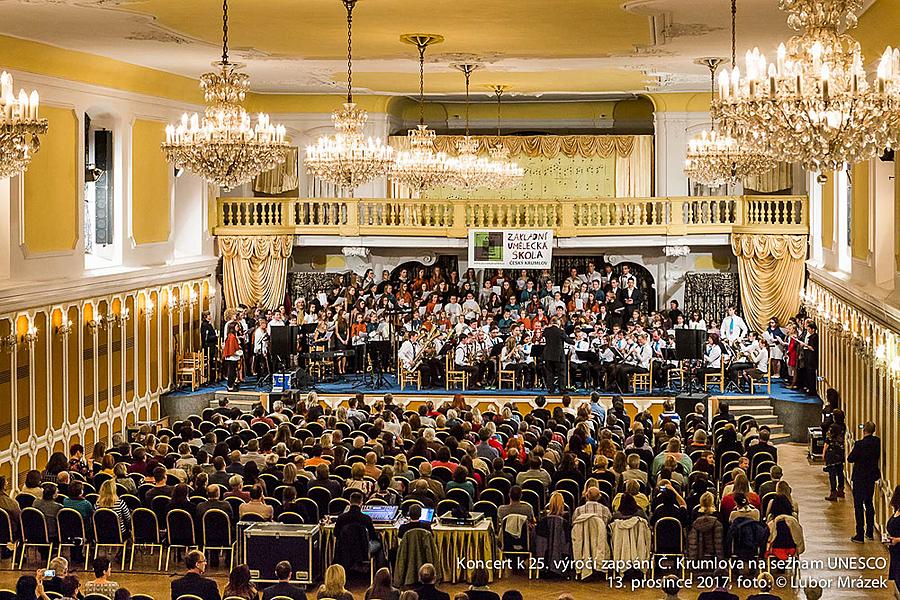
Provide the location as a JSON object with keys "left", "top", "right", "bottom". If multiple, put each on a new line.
{"left": 675, "top": 329, "right": 706, "bottom": 360}
{"left": 676, "top": 393, "right": 709, "bottom": 424}
{"left": 270, "top": 325, "right": 291, "bottom": 361}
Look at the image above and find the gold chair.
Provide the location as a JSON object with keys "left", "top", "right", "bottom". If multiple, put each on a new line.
{"left": 445, "top": 352, "right": 468, "bottom": 390}
{"left": 398, "top": 358, "right": 421, "bottom": 391}
{"left": 176, "top": 350, "right": 204, "bottom": 391}
{"left": 631, "top": 361, "right": 653, "bottom": 393}
{"left": 750, "top": 361, "right": 772, "bottom": 395}
{"left": 667, "top": 362, "right": 685, "bottom": 388}
{"left": 704, "top": 361, "right": 726, "bottom": 392}
{"left": 498, "top": 366, "right": 518, "bottom": 390}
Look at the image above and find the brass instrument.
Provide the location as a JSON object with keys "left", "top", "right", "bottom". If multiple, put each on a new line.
{"left": 410, "top": 326, "right": 441, "bottom": 371}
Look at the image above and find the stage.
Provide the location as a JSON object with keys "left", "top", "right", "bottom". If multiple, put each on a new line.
{"left": 163, "top": 374, "right": 821, "bottom": 443}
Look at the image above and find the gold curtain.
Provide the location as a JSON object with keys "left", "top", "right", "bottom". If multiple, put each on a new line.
{"left": 430, "top": 135, "right": 642, "bottom": 159}
{"left": 615, "top": 135, "right": 653, "bottom": 197}
{"left": 731, "top": 233, "right": 808, "bottom": 331}
{"left": 253, "top": 147, "right": 299, "bottom": 195}
{"left": 743, "top": 162, "right": 793, "bottom": 194}
{"left": 220, "top": 235, "right": 293, "bottom": 309}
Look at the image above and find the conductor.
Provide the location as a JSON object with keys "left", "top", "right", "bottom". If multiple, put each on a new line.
{"left": 542, "top": 317, "right": 575, "bottom": 394}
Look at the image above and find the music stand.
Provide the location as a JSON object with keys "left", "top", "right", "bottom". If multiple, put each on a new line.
{"left": 367, "top": 340, "right": 392, "bottom": 389}
{"left": 674, "top": 328, "right": 706, "bottom": 393}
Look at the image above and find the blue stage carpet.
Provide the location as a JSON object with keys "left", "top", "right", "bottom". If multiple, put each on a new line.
{"left": 163, "top": 374, "right": 820, "bottom": 404}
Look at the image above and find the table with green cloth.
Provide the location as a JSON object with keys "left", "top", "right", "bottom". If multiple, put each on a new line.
{"left": 432, "top": 520, "right": 500, "bottom": 583}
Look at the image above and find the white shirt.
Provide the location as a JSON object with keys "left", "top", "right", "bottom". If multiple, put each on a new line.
{"left": 635, "top": 342, "right": 652, "bottom": 369}
{"left": 688, "top": 319, "right": 707, "bottom": 331}
{"left": 454, "top": 343, "right": 470, "bottom": 368}
{"left": 704, "top": 343, "right": 722, "bottom": 368}
{"left": 571, "top": 339, "right": 590, "bottom": 364}
{"left": 398, "top": 340, "right": 418, "bottom": 370}
{"left": 253, "top": 328, "right": 269, "bottom": 354}
{"left": 720, "top": 315, "right": 749, "bottom": 342}
{"left": 752, "top": 346, "right": 770, "bottom": 371}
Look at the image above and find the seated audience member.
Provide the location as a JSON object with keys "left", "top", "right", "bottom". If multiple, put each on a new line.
{"left": 43, "top": 557, "right": 70, "bottom": 597}
{"left": 22, "top": 470, "right": 45, "bottom": 498}
{"left": 261, "top": 561, "right": 306, "bottom": 600}
{"left": 166, "top": 483, "right": 197, "bottom": 520}
{"left": 465, "top": 569, "right": 500, "bottom": 600}
{"left": 33, "top": 484, "right": 63, "bottom": 544}
{"left": 171, "top": 551, "right": 220, "bottom": 600}
{"left": 0, "top": 475, "right": 21, "bottom": 541}
{"left": 317, "top": 564, "right": 354, "bottom": 600}
{"left": 15, "top": 573, "right": 51, "bottom": 600}
{"left": 612, "top": 479, "right": 650, "bottom": 513}
{"left": 144, "top": 467, "right": 173, "bottom": 504}
{"left": 95, "top": 480, "right": 131, "bottom": 538}
{"left": 621, "top": 453, "right": 648, "bottom": 487}
{"left": 497, "top": 486, "right": 534, "bottom": 523}
{"left": 238, "top": 485, "right": 274, "bottom": 521}
{"left": 225, "top": 475, "right": 251, "bottom": 502}
{"left": 82, "top": 557, "right": 119, "bottom": 599}
{"left": 365, "top": 567, "right": 400, "bottom": 600}
{"left": 747, "top": 573, "right": 782, "bottom": 600}
{"left": 729, "top": 492, "right": 761, "bottom": 523}
{"left": 60, "top": 575, "right": 81, "bottom": 600}
{"left": 399, "top": 504, "right": 432, "bottom": 538}
{"left": 223, "top": 565, "right": 257, "bottom": 600}
{"left": 412, "top": 564, "right": 451, "bottom": 600}
{"left": 573, "top": 486, "right": 611, "bottom": 525}
{"left": 346, "top": 462, "right": 375, "bottom": 499}
{"left": 198, "top": 485, "right": 233, "bottom": 521}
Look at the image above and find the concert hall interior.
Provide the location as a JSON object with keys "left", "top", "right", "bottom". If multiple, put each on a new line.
{"left": 2, "top": 1, "right": 900, "bottom": 599}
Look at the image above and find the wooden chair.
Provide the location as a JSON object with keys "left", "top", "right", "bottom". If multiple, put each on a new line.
{"left": 667, "top": 362, "right": 685, "bottom": 389}
{"left": 445, "top": 352, "right": 468, "bottom": 390}
{"left": 750, "top": 361, "right": 772, "bottom": 396}
{"left": 308, "top": 351, "right": 334, "bottom": 381}
{"left": 704, "top": 361, "right": 726, "bottom": 392}
{"left": 398, "top": 358, "right": 421, "bottom": 391}
{"left": 498, "top": 365, "right": 518, "bottom": 390}
{"left": 631, "top": 361, "right": 653, "bottom": 393}
{"left": 176, "top": 350, "right": 205, "bottom": 391}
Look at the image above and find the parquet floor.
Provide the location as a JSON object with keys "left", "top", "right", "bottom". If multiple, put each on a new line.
{"left": 0, "top": 444, "right": 894, "bottom": 600}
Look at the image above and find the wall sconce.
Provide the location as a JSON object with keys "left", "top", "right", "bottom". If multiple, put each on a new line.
{"left": 208, "top": 287, "right": 217, "bottom": 300}
{"left": 57, "top": 319, "right": 74, "bottom": 339}
{"left": 86, "top": 314, "right": 108, "bottom": 335}
{"left": 23, "top": 326, "right": 39, "bottom": 347}
{"left": 0, "top": 333, "right": 17, "bottom": 353}
{"left": 189, "top": 290, "right": 199, "bottom": 308}
{"left": 167, "top": 296, "right": 178, "bottom": 312}
{"left": 114, "top": 308, "right": 130, "bottom": 326}
{"left": 144, "top": 299, "right": 155, "bottom": 319}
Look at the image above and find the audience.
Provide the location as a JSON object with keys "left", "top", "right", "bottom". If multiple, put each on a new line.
{"left": 82, "top": 557, "right": 119, "bottom": 599}
{"left": 261, "top": 561, "right": 306, "bottom": 600}
{"left": 171, "top": 550, "right": 220, "bottom": 600}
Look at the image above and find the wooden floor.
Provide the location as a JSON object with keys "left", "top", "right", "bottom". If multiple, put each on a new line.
{"left": 0, "top": 444, "right": 894, "bottom": 600}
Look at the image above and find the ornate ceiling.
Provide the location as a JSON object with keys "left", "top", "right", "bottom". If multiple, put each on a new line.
{"left": 0, "top": 0, "right": 887, "bottom": 97}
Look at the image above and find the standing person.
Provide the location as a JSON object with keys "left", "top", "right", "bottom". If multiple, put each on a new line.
{"left": 847, "top": 421, "right": 881, "bottom": 543}
{"left": 822, "top": 424, "right": 846, "bottom": 501}
{"left": 541, "top": 317, "right": 574, "bottom": 394}
{"left": 200, "top": 311, "right": 219, "bottom": 382}
{"left": 886, "top": 485, "right": 900, "bottom": 594}
{"left": 797, "top": 321, "right": 819, "bottom": 395}
{"left": 252, "top": 318, "right": 271, "bottom": 378}
{"left": 222, "top": 323, "right": 243, "bottom": 392}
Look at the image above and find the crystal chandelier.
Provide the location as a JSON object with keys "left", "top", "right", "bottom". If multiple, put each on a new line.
{"left": 448, "top": 64, "right": 502, "bottom": 189}
{"left": 162, "top": 0, "right": 287, "bottom": 191}
{"left": 712, "top": 0, "right": 900, "bottom": 179}
{"left": 305, "top": 0, "right": 394, "bottom": 193}
{"left": 684, "top": 56, "right": 776, "bottom": 186}
{"left": 487, "top": 85, "right": 524, "bottom": 189}
{"left": 391, "top": 34, "right": 456, "bottom": 195}
{"left": 0, "top": 71, "right": 48, "bottom": 179}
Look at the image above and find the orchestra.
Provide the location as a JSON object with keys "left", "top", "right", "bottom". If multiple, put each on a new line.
{"left": 211, "top": 264, "right": 814, "bottom": 396}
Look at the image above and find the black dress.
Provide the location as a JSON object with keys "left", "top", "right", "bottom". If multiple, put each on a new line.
{"left": 888, "top": 513, "right": 900, "bottom": 592}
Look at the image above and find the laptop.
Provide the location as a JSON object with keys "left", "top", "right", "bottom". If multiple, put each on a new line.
{"left": 361, "top": 505, "right": 400, "bottom": 523}
{"left": 419, "top": 508, "right": 435, "bottom": 523}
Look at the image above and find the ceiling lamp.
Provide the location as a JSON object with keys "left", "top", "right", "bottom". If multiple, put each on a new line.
{"left": 162, "top": 0, "right": 288, "bottom": 191}
{"left": 391, "top": 34, "right": 456, "bottom": 195}
{"left": 712, "top": 0, "right": 900, "bottom": 179}
{"left": 0, "top": 71, "right": 48, "bottom": 179}
{"left": 305, "top": 0, "right": 394, "bottom": 193}
{"left": 448, "top": 64, "right": 501, "bottom": 189}
{"left": 487, "top": 85, "right": 524, "bottom": 189}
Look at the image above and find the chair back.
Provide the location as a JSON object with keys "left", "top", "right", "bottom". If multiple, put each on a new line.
{"left": 435, "top": 499, "right": 458, "bottom": 516}
{"left": 166, "top": 509, "right": 196, "bottom": 546}
{"left": 92, "top": 508, "right": 123, "bottom": 544}
{"left": 131, "top": 508, "right": 160, "bottom": 543}
{"left": 132, "top": 595, "right": 156, "bottom": 600}
{"left": 472, "top": 500, "right": 498, "bottom": 526}
{"left": 57, "top": 507, "right": 86, "bottom": 543}
{"left": 522, "top": 479, "right": 545, "bottom": 503}
{"left": 446, "top": 488, "right": 471, "bottom": 506}
{"left": 85, "top": 594, "right": 112, "bottom": 600}
{"left": 202, "top": 509, "right": 232, "bottom": 547}
{"left": 307, "top": 486, "right": 332, "bottom": 516}
{"left": 15, "top": 494, "right": 34, "bottom": 510}
{"left": 0, "top": 508, "right": 15, "bottom": 544}
{"left": 653, "top": 516, "right": 683, "bottom": 554}
{"left": 278, "top": 511, "right": 304, "bottom": 524}
{"left": 150, "top": 495, "right": 171, "bottom": 524}
{"left": 480, "top": 488, "right": 505, "bottom": 506}
{"left": 328, "top": 497, "right": 349, "bottom": 516}
{"left": 21, "top": 507, "right": 49, "bottom": 543}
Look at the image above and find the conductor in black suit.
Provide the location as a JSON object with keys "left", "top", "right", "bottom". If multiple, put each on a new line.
{"left": 542, "top": 317, "right": 574, "bottom": 394}
{"left": 847, "top": 421, "right": 881, "bottom": 543}
{"left": 171, "top": 550, "right": 220, "bottom": 600}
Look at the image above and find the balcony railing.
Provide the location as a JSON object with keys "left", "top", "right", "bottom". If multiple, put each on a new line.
{"left": 214, "top": 195, "right": 808, "bottom": 238}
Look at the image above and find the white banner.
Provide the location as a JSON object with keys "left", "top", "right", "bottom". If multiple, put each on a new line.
{"left": 467, "top": 229, "right": 554, "bottom": 269}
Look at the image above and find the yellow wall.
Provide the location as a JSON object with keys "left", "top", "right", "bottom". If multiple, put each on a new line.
{"left": 0, "top": 277, "right": 209, "bottom": 487}
{"left": 131, "top": 119, "right": 171, "bottom": 245}
{"left": 821, "top": 175, "right": 835, "bottom": 251}
{"left": 23, "top": 106, "right": 79, "bottom": 254}
{"left": 851, "top": 162, "right": 870, "bottom": 261}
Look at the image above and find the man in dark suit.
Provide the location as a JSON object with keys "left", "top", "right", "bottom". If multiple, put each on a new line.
{"left": 746, "top": 427, "right": 778, "bottom": 464}
{"left": 800, "top": 322, "right": 819, "bottom": 394}
{"left": 171, "top": 550, "right": 220, "bottom": 600}
{"left": 847, "top": 421, "right": 881, "bottom": 542}
{"left": 412, "top": 563, "right": 451, "bottom": 600}
{"left": 621, "top": 279, "right": 643, "bottom": 311}
{"left": 541, "top": 318, "right": 574, "bottom": 394}
{"left": 261, "top": 561, "right": 307, "bottom": 600}
{"left": 200, "top": 311, "right": 219, "bottom": 381}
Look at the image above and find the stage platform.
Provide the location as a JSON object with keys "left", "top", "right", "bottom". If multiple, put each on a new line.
{"left": 163, "top": 374, "right": 821, "bottom": 443}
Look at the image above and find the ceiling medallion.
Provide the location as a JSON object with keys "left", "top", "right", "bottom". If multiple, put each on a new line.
{"left": 305, "top": 0, "right": 394, "bottom": 193}
{"left": 162, "top": 0, "right": 287, "bottom": 190}
{"left": 712, "top": 0, "right": 900, "bottom": 178}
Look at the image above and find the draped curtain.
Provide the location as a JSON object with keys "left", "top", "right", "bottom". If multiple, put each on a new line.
{"left": 731, "top": 233, "right": 808, "bottom": 331}
{"left": 220, "top": 235, "right": 294, "bottom": 309}
{"left": 253, "top": 147, "right": 299, "bottom": 195}
{"left": 615, "top": 135, "right": 653, "bottom": 197}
